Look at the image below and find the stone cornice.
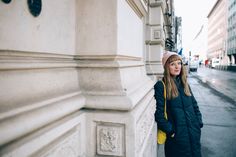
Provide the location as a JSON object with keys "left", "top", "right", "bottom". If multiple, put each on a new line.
{"left": 0, "top": 50, "right": 142, "bottom": 61}
{"left": 145, "top": 39, "right": 165, "bottom": 46}
{"left": 126, "top": 0, "right": 148, "bottom": 18}
{"left": 0, "top": 61, "right": 77, "bottom": 70}
{"left": 84, "top": 78, "right": 154, "bottom": 111}
{"left": 0, "top": 59, "right": 144, "bottom": 70}
{"left": 0, "top": 50, "right": 74, "bottom": 60}
{"left": 75, "top": 54, "right": 141, "bottom": 61}
{"left": 149, "top": 0, "right": 164, "bottom": 8}
{"left": 0, "top": 50, "right": 144, "bottom": 70}
{"left": 0, "top": 50, "right": 76, "bottom": 70}
{"left": 77, "top": 60, "right": 144, "bottom": 68}
{"left": 146, "top": 24, "right": 162, "bottom": 27}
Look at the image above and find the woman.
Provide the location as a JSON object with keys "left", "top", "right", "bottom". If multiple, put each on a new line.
{"left": 154, "top": 51, "right": 203, "bottom": 157}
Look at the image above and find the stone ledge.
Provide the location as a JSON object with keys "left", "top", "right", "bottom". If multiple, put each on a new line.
{"left": 0, "top": 111, "right": 85, "bottom": 157}
{"left": 84, "top": 78, "right": 154, "bottom": 111}
{"left": 0, "top": 94, "right": 85, "bottom": 146}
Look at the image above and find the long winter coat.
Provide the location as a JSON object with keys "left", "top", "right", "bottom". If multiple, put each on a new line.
{"left": 154, "top": 78, "right": 203, "bottom": 157}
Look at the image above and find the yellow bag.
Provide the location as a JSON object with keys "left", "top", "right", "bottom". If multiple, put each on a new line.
{"left": 157, "top": 80, "right": 167, "bottom": 144}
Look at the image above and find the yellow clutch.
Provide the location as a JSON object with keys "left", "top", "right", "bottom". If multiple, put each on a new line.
{"left": 157, "top": 129, "right": 166, "bottom": 144}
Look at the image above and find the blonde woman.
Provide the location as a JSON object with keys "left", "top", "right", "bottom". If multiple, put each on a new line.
{"left": 154, "top": 51, "right": 203, "bottom": 157}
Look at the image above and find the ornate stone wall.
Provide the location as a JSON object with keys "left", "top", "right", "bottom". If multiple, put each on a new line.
{"left": 0, "top": 0, "right": 161, "bottom": 156}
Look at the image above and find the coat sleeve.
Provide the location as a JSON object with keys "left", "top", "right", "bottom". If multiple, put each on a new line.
{"left": 189, "top": 85, "right": 203, "bottom": 128}
{"left": 154, "top": 81, "right": 174, "bottom": 135}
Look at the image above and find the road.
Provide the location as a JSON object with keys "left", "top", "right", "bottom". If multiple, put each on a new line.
{"left": 157, "top": 68, "right": 236, "bottom": 157}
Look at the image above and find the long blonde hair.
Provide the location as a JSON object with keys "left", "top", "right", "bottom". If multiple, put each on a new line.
{"left": 163, "top": 55, "right": 191, "bottom": 99}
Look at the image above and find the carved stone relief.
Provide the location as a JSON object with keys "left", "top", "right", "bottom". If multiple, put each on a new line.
{"left": 153, "top": 30, "right": 161, "bottom": 39}
{"left": 96, "top": 123, "right": 125, "bottom": 156}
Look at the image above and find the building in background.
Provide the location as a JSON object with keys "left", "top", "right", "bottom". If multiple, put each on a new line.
{"left": 175, "top": 16, "right": 182, "bottom": 54}
{"left": 207, "top": 0, "right": 228, "bottom": 67}
{"left": 0, "top": 0, "right": 175, "bottom": 156}
{"left": 227, "top": 0, "right": 236, "bottom": 65}
{"left": 165, "top": 0, "right": 177, "bottom": 52}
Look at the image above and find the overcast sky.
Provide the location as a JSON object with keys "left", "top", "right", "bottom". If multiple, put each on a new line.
{"left": 174, "top": 0, "right": 217, "bottom": 55}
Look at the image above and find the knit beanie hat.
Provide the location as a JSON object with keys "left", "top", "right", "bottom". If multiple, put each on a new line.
{"left": 162, "top": 51, "right": 179, "bottom": 67}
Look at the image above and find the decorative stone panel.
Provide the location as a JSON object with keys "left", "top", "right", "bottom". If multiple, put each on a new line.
{"left": 136, "top": 99, "right": 156, "bottom": 153}
{"left": 153, "top": 30, "right": 161, "bottom": 39}
{"left": 96, "top": 123, "right": 125, "bottom": 156}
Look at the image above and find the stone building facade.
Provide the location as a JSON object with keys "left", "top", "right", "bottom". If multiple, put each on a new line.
{"left": 207, "top": 0, "right": 228, "bottom": 65}
{"left": 0, "top": 0, "right": 174, "bottom": 156}
{"left": 227, "top": 0, "right": 236, "bottom": 65}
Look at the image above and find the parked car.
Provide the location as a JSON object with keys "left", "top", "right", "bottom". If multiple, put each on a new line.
{"left": 189, "top": 60, "right": 198, "bottom": 72}
{"left": 211, "top": 58, "right": 220, "bottom": 68}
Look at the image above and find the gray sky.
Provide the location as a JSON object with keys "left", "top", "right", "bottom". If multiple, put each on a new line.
{"left": 174, "top": 0, "right": 217, "bottom": 55}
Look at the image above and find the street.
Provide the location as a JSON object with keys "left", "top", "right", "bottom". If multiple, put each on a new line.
{"left": 192, "top": 67, "right": 236, "bottom": 104}
{"left": 157, "top": 67, "right": 236, "bottom": 157}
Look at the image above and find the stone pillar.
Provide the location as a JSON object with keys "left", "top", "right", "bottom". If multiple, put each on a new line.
{"left": 76, "top": 0, "right": 156, "bottom": 156}
{"left": 145, "top": 0, "right": 166, "bottom": 81}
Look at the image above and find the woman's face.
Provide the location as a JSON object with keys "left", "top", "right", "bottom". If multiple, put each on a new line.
{"left": 168, "top": 60, "right": 182, "bottom": 77}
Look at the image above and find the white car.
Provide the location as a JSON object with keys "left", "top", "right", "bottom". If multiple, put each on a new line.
{"left": 211, "top": 58, "right": 220, "bottom": 68}
{"left": 189, "top": 60, "right": 198, "bottom": 72}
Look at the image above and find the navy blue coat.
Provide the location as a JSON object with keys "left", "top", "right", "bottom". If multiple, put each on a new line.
{"left": 154, "top": 79, "right": 203, "bottom": 157}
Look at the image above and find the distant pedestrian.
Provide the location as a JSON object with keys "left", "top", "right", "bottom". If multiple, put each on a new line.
{"left": 154, "top": 51, "right": 203, "bottom": 157}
